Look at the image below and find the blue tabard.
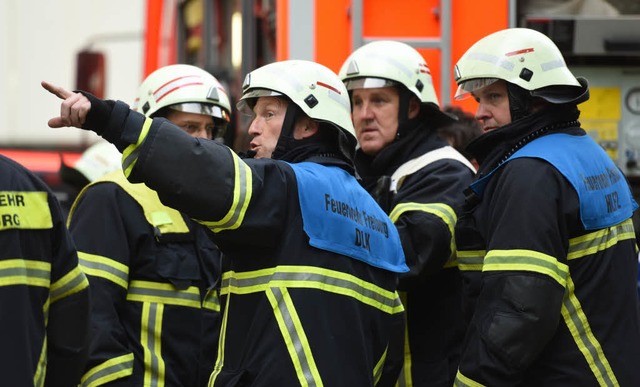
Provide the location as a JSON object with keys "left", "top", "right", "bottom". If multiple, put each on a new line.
{"left": 289, "top": 162, "right": 408, "bottom": 273}
{"left": 471, "top": 133, "right": 638, "bottom": 230}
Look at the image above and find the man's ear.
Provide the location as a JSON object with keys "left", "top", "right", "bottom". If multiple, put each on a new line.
{"left": 408, "top": 96, "right": 420, "bottom": 119}
{"left": 294, "top": 117, "right": 319, "bottom": 140}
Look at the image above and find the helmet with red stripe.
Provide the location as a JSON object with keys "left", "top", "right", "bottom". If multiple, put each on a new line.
{"left": 133, "top": 64, "right": 231, "bottom": 126}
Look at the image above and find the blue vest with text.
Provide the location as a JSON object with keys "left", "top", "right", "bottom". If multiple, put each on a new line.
{"left": 290, "top": 162, "right": 408, "bottom": 273}
{"left": 471, "top": 133, "right": 637, "bottom": 230}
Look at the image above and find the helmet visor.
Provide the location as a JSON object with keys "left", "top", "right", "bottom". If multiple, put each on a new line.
{"left": 454, "top": 78, "right": 499, "bottom": 100}
{"left": 343, "top": 77, "right": 398, "bottom": 91}
{"left": 236, "top": 89, "right": 283, "bottom": 115}
{"left": 168, "top": 103, "right": 230, "bottom": 122}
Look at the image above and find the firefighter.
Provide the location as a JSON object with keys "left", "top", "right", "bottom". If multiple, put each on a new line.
{"left": 42, "top": 59, "right": 408, "bottom": 386}
{"left": 0, "top": 153, "right": 90, "bottom": 386}
{"left": 64, "top": 64, "right": 228, "bottom": 386}
{"left": 453, "top": 27, "right": 640, "bottom": 385}
{"left": 338, "top": 40, "right": 476, "bottom": 387}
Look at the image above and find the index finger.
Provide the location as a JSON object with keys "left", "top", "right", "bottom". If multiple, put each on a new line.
{"left": 41, "top": 81, "right": 75, "bottom": 100}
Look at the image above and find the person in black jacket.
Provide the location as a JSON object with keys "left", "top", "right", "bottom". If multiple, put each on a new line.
{"left": 0, "top": 153, "right": 90, "bottom": 386}
{"left": 42, "top": 59, "right": 408, "bottom": 386}
{"left": 339, "top": 40, "right": 476, "bottom": 387}
{"left": 66, "top": 64, "right": 229, "bottom": 387}
{"left": 452, "top": 27, "right": 640, "bottom": 386}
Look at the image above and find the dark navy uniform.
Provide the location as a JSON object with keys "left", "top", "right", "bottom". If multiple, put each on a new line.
{"left": 83, "top": 99, "right": 408, "bottom": 386}
{"left": 0, "top": 154, "right": 90, "bottom": 386}
{"left": 68, "top": 169, "right": 221, "bottom": 387}
{"left": 356, "top": 121, "right": 475, "bottom": 387}
{"left": 455, "top": 106, "right": 640, "bottom": 386}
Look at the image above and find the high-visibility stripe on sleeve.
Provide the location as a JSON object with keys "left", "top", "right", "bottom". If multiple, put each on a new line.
{"left": 197, "top": 149, "right": 252, "bottom": 232}
{"left": 0, "top": 259, "right": 50, "bottom": 288}
{"left": 0, "top": 191, "right": 52, "bottom": 230}
{"left": 122, "top": 118, "right": 153, "bottom": 177}
{"left": 389, "top": 202, "right": 457, "bottom": 262}
{"left": 50, "top": 265, "right": 89, "bottom": 303}
{"left": 457, "top": 250, "right": 485, "bottom": 272}
{"left": 568, "top": 218, "right": 636, "bottom": 260}
{"left": 79, "top": 251, "right": 129, "bottom": 289}
{"left": 453, "top": 370, "right": 486, "bottom": 387}
{"left": 483, "top": 249, "right": 569, "bottom": 288}
{"left": 81, "top": 353, "right": 134, "bottom": 387}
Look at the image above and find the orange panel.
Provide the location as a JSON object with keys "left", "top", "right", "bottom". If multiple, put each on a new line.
{"left": 315, "top": 0, "right": 352, "bottom": 73}
{"left": 450, "top": 0, "right": 510, "bottom": 114}
{"left": 276, "top": 0, "right": 289, "bottom": 61}
{"left": 144, "top": 0, "right": 163, "bottom": 77}
{"left": 364, "top": 0, "right": 441, "bottom": 38}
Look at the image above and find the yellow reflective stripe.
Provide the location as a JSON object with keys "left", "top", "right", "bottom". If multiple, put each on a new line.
{"left": 78, "top": 251, "right": 129, "bottom": 289}
{"left": 483, "top": 249, "right": 568, "bottom": 288}
{"left": 127, "top": 280, "right": 203, "bottom": 308}
{"left": 453, "top": 370, "right": 486, "bottom": 387}
{"left": 267, "top": 287, "right": 323, "bottom": 386}
{"left": 568, "top": 219, "right": 635, "bottom": 260}
{"left": 457, "top": 250, "right": 485, "bottom": 272}
{"left": 561, "top": 276, "right": 618, "bottom": 386}
{"left": 34, "top": 336, "right": 47, "bottom": 387}
{"left": 0, "top": 191, "right": 52, "bottom": 230}
{"left": 398, "top": 291, "right": 412, "bottom": 387}
{"left": 123, "top": 118, "right": 152, "bottom": 177}
{"left": 220, "top": 266, "right": 404, "bottom": 314}
{"left": 50, "top": 265, "right": 89, "bottom": 303}
{"left": 0, "top": 259, "right": 50, "bottom": 287}
{"left": 81, "top": 353, "right": 134, "bottom": 387}
{"left": 373, "top": 345, "right": 387, "bottom": 386}
{"left": 389, "top": 202, "right": 457, "bottom": 263}
{"left": 198, "top": 150, "right": 252, "bottom": 232}
{"left": 142, "top": 302, "right": 165, "bottom": 387}
{"left": 203, "top": 288, "right": 220, "bottom": 312}
{"left": 209, "top": 286, "right": 232, "bottom": 385}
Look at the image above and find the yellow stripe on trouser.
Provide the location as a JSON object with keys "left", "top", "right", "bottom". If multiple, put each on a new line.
{"left": 210, "top": 266, "right": 404, "bottom": 385}
{"left": 389, "top": 202, "right": 458, "bottom": 267}
{"left": 373, "top": 345, "right": 388, "bottom": 385}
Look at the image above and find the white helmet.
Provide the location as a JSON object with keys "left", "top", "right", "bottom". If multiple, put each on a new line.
{"left": 133, "top": 64, "right": 232, "bottom": 124}
{"left": 237, "top": 60, "right": 356, "bottom": 142}
{"left": 338, "top": 40, "right": 440, "bottom": 107}
{"left": 454, "top": 28, "right": 587, "bottom": 104}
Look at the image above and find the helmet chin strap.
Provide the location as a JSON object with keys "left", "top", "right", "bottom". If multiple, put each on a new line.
{"left": 506, "top": 82, "right": 533, "bottom": 122}
{"left": 395, "top": 88, "right": 412, "bottom": 139}
{"left": 272, "top": 103, "right": 301, "bottom": 160}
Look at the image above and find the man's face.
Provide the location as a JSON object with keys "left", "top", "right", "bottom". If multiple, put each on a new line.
{"left": 350, "top": 87, "right": 401, "bottom": 156}
{"left": 165, "top": 110, "right": 217, "bottom": 140}
{"left": 472, "top": 79, "right": 511, "bottom": 133}
{"left": 247, "top": 96, "right": 287, "bottom": 159}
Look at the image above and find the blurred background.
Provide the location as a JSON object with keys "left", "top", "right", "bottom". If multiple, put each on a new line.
{"left": 1, "top": 0, "right": 639, "bottom": 204}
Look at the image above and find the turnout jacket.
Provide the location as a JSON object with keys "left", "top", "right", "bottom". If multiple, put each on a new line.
{"left": 68, "top": 170, "right": 221, "bottom": 387}
{"left": 356, "top": 121, "right": 475, "bottom": 387}
{"left": 454, "top": 106, "right": 640, "bottom": 386}
{"left": 85, "top": 99, "right": 407, "bottom": 387}
{"left": 0, "top": 154, "right": 90, "bottom": 386}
